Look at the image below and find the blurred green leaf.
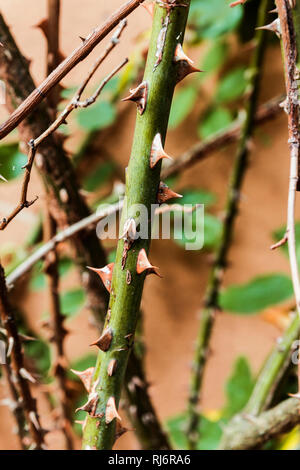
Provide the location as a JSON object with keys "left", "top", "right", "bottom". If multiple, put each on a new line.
{"left": 190, "top": 0, "right": 243, "bottom": 39}
{"left": 172, "top": 213, "right": 221, "bottom": 251}
{"left": 61, "top": 288, "right": 86, "bottom": 317}
{"left": 202, "top": 40, "right": 229, "bottom": 73}
{"left": 30, "top": 258, "right": 74, "bottom": 291}
{"left": 178, "top": 189, "right": 216, "bottom": 207}
{"left": 216, "top": 67, "right": 247, "bottom": 103}
{"left": 0, "top": 144, "right": 27, "bottom": 182}
{"left": 198, "top": 106, "right": 233, "bottom": 139}
{"left": 24, "top": 338, "right": 51, "bottom": 377}
{"left": 169, "top": 87, "right": 197, "bottom": 129}
{"left": 107, "top": 250, "right": 117, "bottom": 264}
{"left": 83, "top": 161, "right": 116, "bottom": 192}
{"left": 77, "top": 100, "right": 116, "bottom": 131}
{"left": 223, "top": 357, "right": 254, "bottom": 419}
{"left": 220, "top": 274, "right": 294, "bottom": 314}
{"left": 166, "top": 414, "right": 222, "bottom": 450}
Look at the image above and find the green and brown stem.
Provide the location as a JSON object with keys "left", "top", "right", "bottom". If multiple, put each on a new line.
{"left": 0, "top": 12, "right": 169, "bottom": 450}
{"left": 82, "top": 0, "right": 192, "bottom": 450}
{"left": 186, "top": 0, "right": 271, "bottom": 449}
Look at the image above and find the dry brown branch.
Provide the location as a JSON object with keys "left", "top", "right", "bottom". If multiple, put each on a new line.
{"left": 0, "top": 24, "right": 128, "bottom": 231}
{"left": 0, "top": 0, "right": 145, "bottom": 139}
{"left": 0, "top": 264, "right": 46, "bottom": 449}
{"left": 47, "top": 0, "right": 61, "bottom": 113}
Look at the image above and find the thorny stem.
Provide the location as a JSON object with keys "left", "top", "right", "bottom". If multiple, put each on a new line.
{"left": 0, "top": 0, "right": 146, "bottom": 139}
{"left": 276, "top": 0, "right": 300, "bottom": 392}
{"left": 219, "top": 397, "right": 300, "bottom": 450}
{"left": 0, "top": 13, "right": 170, "bottom": 450}
{"left": 186, "top": 0, "right": 271, "bottom": 449}
{"left": 220, "top": 313, "right": 300, "bottom": 447}
{"left": 0, "top": 25, "right": 128, "bottom": 231}
{"left": 47, "top": 0, "right": 61, "bottom": 113}
{"left": 43, "top": 210, "right": 73, "bottom": 450}
{"left": 0, "top": 264, "right": 45, "bottom": 449}
{"left": 82, "top": 0, "right": 192, "bottom": 450}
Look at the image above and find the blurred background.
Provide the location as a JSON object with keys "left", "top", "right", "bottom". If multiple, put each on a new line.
{"left": 0, "top": 0, "right": 298, "bottom": 450}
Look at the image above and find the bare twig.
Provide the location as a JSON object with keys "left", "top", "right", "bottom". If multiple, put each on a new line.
{"left": 276, "top": 0, "right": 300, "bottom": 392}
{"left": 43, "top": 209, "right": 73, "bottom": 450}
{"left": 0, "top": 43, "right": 128, "bottom": 230}
{"left": 0, "top": 0, "right": 145, "bottom": 139}
{"left": 47, "top": 0, "right": 61, "bottom": 113}
{"left": 219, "top": 397, "right": 300, "bottom": 450}
{"left": 0, "top": 264, "right": 45, "bottom": 449}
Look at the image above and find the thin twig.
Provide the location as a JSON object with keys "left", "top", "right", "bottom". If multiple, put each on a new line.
{"left": 276, "top": 0, "right": 300, "bottom": 393}
{"left": 43, "top": 209, "right": 73, "bottom": 450}
{"left": 0, "top": 264, "right": 45, "bottom": 449}
{"left": 0, "top": 0, "right": 145, "bottom": 139}
{"left": 186, "top": 0, "right": 271, "bottom": 449}
{"left": 0, "top": 41, "right": 128, "bottom": 230}
{"left": 219, "top": 397, "right": 300, "bottom": 450}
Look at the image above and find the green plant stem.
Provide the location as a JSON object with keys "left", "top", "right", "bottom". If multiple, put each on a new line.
{"left": 82, "top": 0, "right": 192, "bottom": 450}
{"left": 0, "top": 14, "right": 169, "bottom": 450}
{"left": 244, "top": 313, "right": 300, "bottom": 416}
{"left": 219, "top": 397, "right": 300, "bottom": 450}
{"left": 186, "top": 0, "right": 271, "bottom": 450}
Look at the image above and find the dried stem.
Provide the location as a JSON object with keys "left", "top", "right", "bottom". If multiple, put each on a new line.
{"left": 82, "top": 0, "right": 191, "bottom": 450}
{"left": 186, "top": 0, "right": 271, "bottom": 449}
{"left": 0, "top": 14, "right": 170, "bottom": 450}
{"left": 47, "top": 0, "right": 61, "bottom": 113}
{"left": 219, "top": 397, "right": 300, "bottom": 450}
{"left": 0, "top": 264, "right": 45, "bottom": 449}
{"left": 0, "top": 26, "right": 128, "bottom": 231}
{"left": 43, "top": 209, "right": 73, "bottom": 449}
{"left": 275, "top": 0, "right": 300, "bottom": 394}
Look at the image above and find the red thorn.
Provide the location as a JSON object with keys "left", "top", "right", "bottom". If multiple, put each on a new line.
{"left": 75, "top": 392, "right": 98, "bottom": 416}
{"left": 173, "top": 43, "right": 203, "bottom": 83}
{"left": 136, "top": 249, "right": 162, "bottom": 277}
{"left": 122, "top": 81, "right": 148, "bottom": 115}
{"left": 256, "top": 19, "right": 281, "bottom": 37}
{"left": 142, "top": 2, "right": 155, "bottom": 17}
{"left": 90, "top": 328, "right": 113, "bottom": 352}
{"left": 150, "top": 133, "right": 173, "bottom": 169}
{"left": 71, "top": 367, "right": 94, "bottom": 392}
{"left": 105, "top": 397, "right": 122, "bottom": 424}
{"left": 87, "top": 263, "right": 114, "bottom": 293}
{"left": 157, "top": 182, "right": 182, "bottom": 204}
{"left": 230, "top": 0, "right": 247, "bottom": 7}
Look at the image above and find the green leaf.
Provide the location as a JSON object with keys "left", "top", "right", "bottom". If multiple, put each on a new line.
{"left": 223, "top": 357, "right": 254, "bottom": 419}
{"left": 24, "top": 338, "right": 51, "bottom": 377}
{"left": 166, "top": 413, "right": 222, "bottom": 450}
{"left": 189, "top": 0, "right": 243, "bottom": 39}
{"left": 198, "top": 106, "right": 233, "bottom": 139}
{"left": 216, "top": 67, "right": 247, "bottom": 104}
{"left": 178, "top": 189, "right": 216, "bottom": 207}
{"left": 77, "top": 100, "right": 116, "bottom": 131}
{"left": 172, "top": 213, "right": 221, "bottom": 251}
{"left": 0, "top": 144, "right": 27, "bottom": 182}
{"left": 169, "top": 87, "right": 197, "bottom": 129}
{"left": 61, "top": 288, "right": 86, "bottom": 317}
{"left": 220, "top": 274, "right": 294, "bottom": 315}
{"left": 30, "top": 258, "right": 74, "bottom": 291}
{"left": 202, "top": 40, "right": 229, "bottom": 73}
{"left": 83, "top": 161, "right": 116, "bottom": 192}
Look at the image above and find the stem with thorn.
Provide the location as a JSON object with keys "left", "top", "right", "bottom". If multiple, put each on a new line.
{"left": 219, "top": 397, "right": 300, "bottom": 450}
{"left": 0, "top": 14, "right": 170, "bottom": 451}
{"left": 275, "top": 0, "right": 300, "bottom": 393}
{"left": 82, "top": 0, "right": 192, "bottom": 450}
{"left": 0, "top": 264, "right": 45, "bottom": 449}
{"left": 186, "top": 0, "right": 271, "bottom": 450}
